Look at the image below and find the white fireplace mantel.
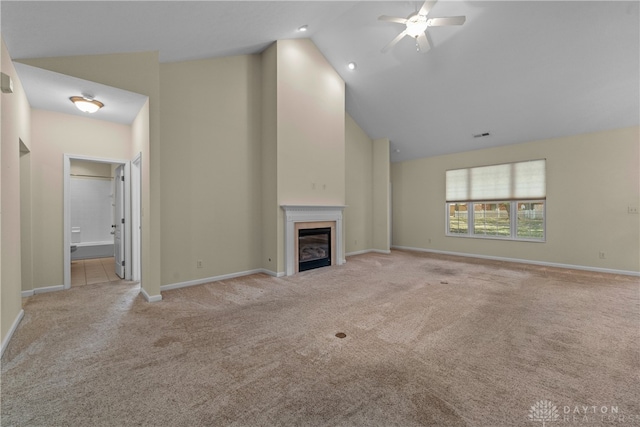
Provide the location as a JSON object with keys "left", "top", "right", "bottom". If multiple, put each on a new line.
{"left": 281, "top": 205, "right": 345, "bottom": 276}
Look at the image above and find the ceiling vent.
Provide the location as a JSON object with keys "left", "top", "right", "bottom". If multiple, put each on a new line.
{"left": 473, "top": 132, "right": 491, "bottom": 138}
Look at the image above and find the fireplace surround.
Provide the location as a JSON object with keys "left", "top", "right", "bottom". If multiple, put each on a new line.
{"left": 282, "top": 205, "right": 345, "bottom": 276}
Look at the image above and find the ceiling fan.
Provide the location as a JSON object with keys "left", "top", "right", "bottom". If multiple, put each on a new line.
{"left": 379, "top": 0, "right": 466, "bottom": 53}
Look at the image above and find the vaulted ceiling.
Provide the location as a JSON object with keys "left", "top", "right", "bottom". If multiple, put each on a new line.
{"left": 2, "top": 1, "right": 638, "bottom": 161}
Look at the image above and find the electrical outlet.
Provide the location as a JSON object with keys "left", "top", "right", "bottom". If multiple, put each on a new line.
{"left": 197, "top": 260, "right": 203, "bottom": 268}
{"left": 598, "top": 252, "right": 605, "bottom": 259}
{"left": 628, "top": 205, "right": 639, "bottom": 214}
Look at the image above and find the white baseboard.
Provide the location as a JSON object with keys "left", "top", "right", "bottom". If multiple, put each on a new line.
{"left": 34, "top": 285, "right": 65, "bottom": 294}
{"left": 161, "top": 268, "right": 277, "bottom": 292}
{"left": 346, "top": 249, "right": 391, "bottom": 257}
{"left": 260, "top": 269, "right": 285, "bottom": 278}
{"left": 372, "top": 249, "right": 391, "bottom": 255}
{"left": 1, "top": 309, "right": 24, "bottom": 358}
{"left": 21, "top": 285, "right": 65, "bottom": 298}
{"left": 140, "top": 287, "right": 162, "bottom": 303}
{"left": 392, "top": 245, "right": 640, "bottom": 277}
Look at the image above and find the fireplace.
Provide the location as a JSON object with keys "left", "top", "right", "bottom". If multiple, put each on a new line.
{"left": 282, "top": 205, "right": 345, "bottom": 276}
{"left": 298, "top": 227, "right": 331, "bottom": 272}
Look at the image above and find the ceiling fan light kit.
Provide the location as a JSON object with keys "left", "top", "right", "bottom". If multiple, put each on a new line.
{"left": 379, "top": 0, "right": 466, "bottom": 53}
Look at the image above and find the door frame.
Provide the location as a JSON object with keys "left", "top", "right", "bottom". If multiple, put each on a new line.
{"left": 63, "top": 154, "right": 131, "bottom": 289}
{"left": 114, "top": 163, "right": 126, "bottom": 279}
{"left": 131, "top": 153, "right": 142, "bottom": 282}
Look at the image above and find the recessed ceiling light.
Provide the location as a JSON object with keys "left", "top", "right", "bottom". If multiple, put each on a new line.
{"left": 298, "top": 25, "right": 308, "bottom": 32}
{"left": 347, "top": 62, "right": 357, "bottom": 70}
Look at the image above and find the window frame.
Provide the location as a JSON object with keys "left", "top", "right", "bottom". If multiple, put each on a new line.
{"left": 445, "top": 200, "right": 546, "bottom": 242}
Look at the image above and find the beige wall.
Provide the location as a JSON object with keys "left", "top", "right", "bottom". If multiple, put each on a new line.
{"left": 276, "top": 39, "right": 345, "bottom": 206}
{"left": 30, "top": 110, "right": 132, "bottom": 288}
{"left": 391, "top": 127, "right": 640, "bottom": 273}
{"left": 131, "top": 101, "right": 150, "bottom": 287}
{"left": 20, "top": 52, "right": 161, "bottom": 298}
{"left": 159, "top": 55, "right": 263, "bottom": 285}
{"left": 20, "top": 146, "right": 32, "bottom": 293}
{"left": 345, "top": 113, "right": 373, "bottom": 254}
{"left": 70, "top": 159, "right": 113, "bottom": 178}
{"left": 20, "top": 41, "right": 350, "bottom": 286}
{"left": 372, "top": 138, "right": 391, "bottom": 252}
{"left": 261, "top": 43, "right": 279, "bottom": 274}
{"left": 1, "top": 37, "right": 31, "bottom": 345}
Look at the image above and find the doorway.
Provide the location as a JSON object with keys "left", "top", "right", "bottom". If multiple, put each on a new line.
{"left": 63, "top": 154, "right": 139, "bottom": 290}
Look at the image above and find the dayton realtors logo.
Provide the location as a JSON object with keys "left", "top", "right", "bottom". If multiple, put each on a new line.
{"left": 529, "top": 400, "right": 560, "bottom": 426}
{"left": 528, "top": 400, "right": 640, "bottom": 425}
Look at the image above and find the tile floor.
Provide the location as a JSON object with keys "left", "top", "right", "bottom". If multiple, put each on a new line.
{"left": 71, "top": 257, "right": 122, "bottom": 287}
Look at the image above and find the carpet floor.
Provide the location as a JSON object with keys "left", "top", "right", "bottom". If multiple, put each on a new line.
{"left": 2, "top": 250, "right": 639, "bottom": 426}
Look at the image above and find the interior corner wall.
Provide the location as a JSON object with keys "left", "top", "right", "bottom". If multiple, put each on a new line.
{"left": 261, "top": 43, "right": 280, "bottom": 274}
{"left": 131, "top": 99, "right": 150, "bottom": 283}
{"left": 372, "top": 138, "right": 391, "bottom": 252}
{"left": 275, "top": 39, "right": 346, "bottom": 272}
{"left": 345, "top": 113, "right": 373, "bottom": 254}
{"left": 30, "top": 110, "right": 132, "bottom": 288}
{"left": 20, "top": 144, "right": 32, "bottom": 293}
{"left": 391, "top": 127, "right": 640, "bottom": 273}
{"left": 276, "top": 39, "right": 346, "bottom": 207}
{"left": 19, "top": 52, "right": 161, "bottom": 298}
{"left": 159, "top": 55, "right": 263, "bottom": 285}
{"left": 1, "top": 36, "right": 31, "bottom": 345}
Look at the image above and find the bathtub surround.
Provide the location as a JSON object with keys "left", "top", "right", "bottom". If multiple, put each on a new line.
{"left": 69, "top": 161, "right": 114, "bottom": 261}
{"left": 71, "top": 244, "right": 114, "bottom": 261}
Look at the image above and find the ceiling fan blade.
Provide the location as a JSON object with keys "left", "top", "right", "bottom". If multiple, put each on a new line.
{"left": 378, "top": 15, "right": 407, "bottom": 24}
{"left": 382, "top": 30, "right": 408, "bottom": 53}
{"left": 428, "top": 16, "right": 466, "bottom": 26}
{"left": 419, "top": 1, "right": 438, "bottom": 16}
{"left": 416, "top": 32, "right": 431, "bottom": 53}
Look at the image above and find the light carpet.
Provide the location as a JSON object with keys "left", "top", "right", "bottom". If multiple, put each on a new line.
{"left": 2, "top": 250, "right": 639, "bottom": 426}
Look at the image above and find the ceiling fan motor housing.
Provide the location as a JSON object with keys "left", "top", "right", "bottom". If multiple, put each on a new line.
{"left": 405, "top": 13, "right": 429, "bottom": 37}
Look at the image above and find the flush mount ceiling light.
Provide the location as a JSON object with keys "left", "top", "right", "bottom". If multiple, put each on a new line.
{"left": 347, "top": 62, "right": 357, "bottom": 70}
{"left": 298, "top": 25, "right": 308, "bottom": 32}
{"left": 69, "top": 95, "right": 104, "bottom": 113}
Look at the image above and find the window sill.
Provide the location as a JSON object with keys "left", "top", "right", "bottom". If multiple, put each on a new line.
{"left": 446, "top": 233, "right": 545, "bottom": 243}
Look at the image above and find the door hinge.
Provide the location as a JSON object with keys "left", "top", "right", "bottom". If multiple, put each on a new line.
{"left": 122, "top": 260, "right": 125, "bottom": 267}
{"left": 121, "top": 218, "right": 125, "bottom": 224}
{"left": 121, "top": 176, "right": 125, "bottom": 181}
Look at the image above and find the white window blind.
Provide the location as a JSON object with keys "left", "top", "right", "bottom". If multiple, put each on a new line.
{"left": 446, "top": 159, "right": 546, "bottom": 202}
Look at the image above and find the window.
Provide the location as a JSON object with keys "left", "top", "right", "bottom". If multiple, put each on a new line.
{"left": 445, "top": 160, "right": 546, "bottom": 241}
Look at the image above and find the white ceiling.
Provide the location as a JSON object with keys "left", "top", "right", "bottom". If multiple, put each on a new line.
{"left": 2, "top": 1, "right": 638, "bottom": 161}
{"left": 13, "top": 63, "right": 148, "bottom": 125}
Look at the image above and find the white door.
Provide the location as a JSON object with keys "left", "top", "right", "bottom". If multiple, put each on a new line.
{"left": 114, "top": 164, "right": 125, "bottom": 278}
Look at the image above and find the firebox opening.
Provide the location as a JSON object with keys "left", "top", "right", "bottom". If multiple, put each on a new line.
{"left": 298, "top": 227, "right": 331, "bottom": 272}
